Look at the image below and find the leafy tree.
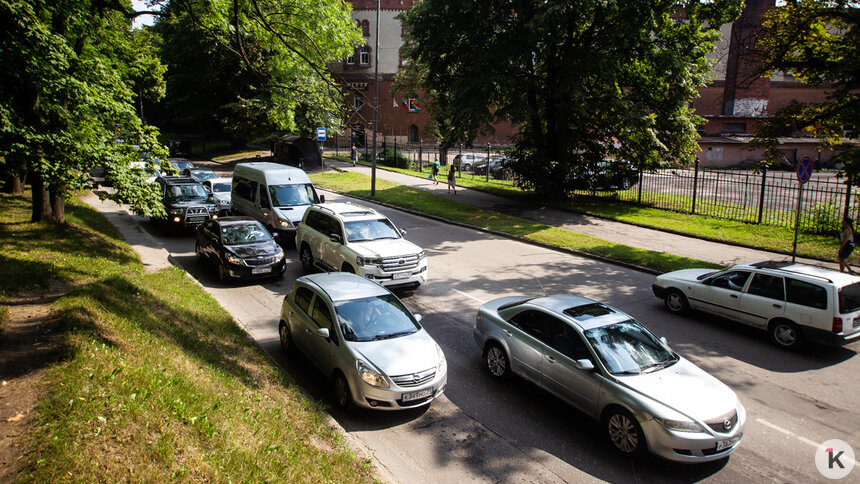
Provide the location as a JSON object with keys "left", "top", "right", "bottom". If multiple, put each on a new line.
{"left": 401, "top": 0, "right": 743, "bottom": 198}
{"left": 153, "top": 0, "right": 362, "bottom": 143}
{"left": 0, "top": 0, "right": 168, "bottom": 221}
{"left": 751, "top": 0, "right": 860, "bottom": 181}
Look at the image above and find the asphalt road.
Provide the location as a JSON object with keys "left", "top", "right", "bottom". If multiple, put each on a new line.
{"left": 129, "top": 184, "right": 860, "bottom": 484}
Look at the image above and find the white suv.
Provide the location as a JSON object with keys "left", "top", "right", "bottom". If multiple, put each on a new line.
{"left": 652, "top": 261, "right": 860, "bottom": 349}
{"left": 295, "top": 203, "right": 428, "bottom": 289}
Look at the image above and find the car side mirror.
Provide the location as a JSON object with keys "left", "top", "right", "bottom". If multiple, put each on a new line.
{"left": 660, "top": 336, "right": 668, "bottom": 346}
{"left": 574, "top": 359, "right": 595, "bottom": 371}
{"left": 400, "top": 229, "right": 407, "bottom": 236}
{"left": 271, "top": 232, "right": 280, "bottom": 239}
{"left": 414, "top": 313, "right": 422, "bottom": 323}
{"left": 319, "top": 195, "right": 325, "bottom": 203}
{"left": 329, "top": 234, "right": 342, "bottom": 243}
{"left": 316, "top": 328, "right": 330, "bottom": 339}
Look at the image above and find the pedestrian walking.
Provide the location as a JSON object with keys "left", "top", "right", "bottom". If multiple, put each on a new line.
{"left": 431, "top": 158, "right": 440, "bottom": 185}
{"left": 350, "top": 144, "right": 357, "bottom": 166}
{"left": 447, "top": 165, "right": 457, "bottom": 194}
{"left": 838, "top": 217, "right": 855, "bottom": 274}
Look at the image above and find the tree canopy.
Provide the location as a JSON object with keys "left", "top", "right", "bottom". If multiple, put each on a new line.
{"left": 752, "top": 0, "right": 860, "bottom": 180}
{"left": 401, "top": 0, "right": 743, "bottom": 198}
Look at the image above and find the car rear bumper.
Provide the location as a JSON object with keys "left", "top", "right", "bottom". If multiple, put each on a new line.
{"left": 802, "top": 324, "right": 860, "bottom": 346}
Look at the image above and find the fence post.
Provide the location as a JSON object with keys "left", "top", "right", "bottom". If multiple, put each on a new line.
{"left": 418, "top": 139, "right": 423, "bottom": 172}
{"left": 691, "top": 159, "right": 699, "bottom": 214}
{"left": 394, "top": 137, "right": 397, "bottom": 163}
{"left": 637, "top": 163, "right": 643, "bottom": 204}
{"left": 758, "top": 168, "right": 768, "bottom": 224}
{"left": 844, "top": 178, "right": 853, "bottom": 221}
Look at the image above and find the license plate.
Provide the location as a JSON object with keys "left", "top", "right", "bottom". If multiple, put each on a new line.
{"left": 402, "top": 388, "right": 433, "bottom": 402}
{"left": 716, "top": 434, "right": 742, "bottom": 451}
{"left": 251, "top": 267, "right": 271, "bottom": 274}
{"left": 392, "top": 271, "right": 410, "bottom": 280}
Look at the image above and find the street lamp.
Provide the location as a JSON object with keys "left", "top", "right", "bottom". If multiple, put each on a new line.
{"left": 370, "top": 0, "right": 380, "bottom": 196}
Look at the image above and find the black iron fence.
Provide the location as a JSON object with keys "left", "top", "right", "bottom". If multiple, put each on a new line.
{"left": 573, "top": 165, "right": 858, "bottom": 234}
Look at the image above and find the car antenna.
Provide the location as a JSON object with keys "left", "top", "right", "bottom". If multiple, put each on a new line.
{"left": 536, "top": 277, "right": 548, "bottom": 297}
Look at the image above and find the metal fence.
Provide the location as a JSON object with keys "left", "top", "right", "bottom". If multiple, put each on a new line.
{"left": 573, "top": 166, "right": 858, "bottom": 234}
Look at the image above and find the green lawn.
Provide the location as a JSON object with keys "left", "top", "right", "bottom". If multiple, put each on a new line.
{"left": 326, "top": 156, "right": 836, "bottom": 261}
{"left": 0, "top": 193, "right": 373, "bottom": 482}
{"left": 310, "top": 171, "right": 722, "bottom": 274}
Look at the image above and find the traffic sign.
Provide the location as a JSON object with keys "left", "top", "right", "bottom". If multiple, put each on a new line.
{"left": 797, "top": 156, "right": 813, "bottom": 184}
{"left": 316, "top": 127, "right": 326, "bottom": 141}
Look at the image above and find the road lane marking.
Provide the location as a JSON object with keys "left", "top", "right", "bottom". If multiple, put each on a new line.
{"left": 757, "top": 418, "right": 860, "bottom": 467}
{"left": 453, "top": 289, "right": 486, "bottom": 305}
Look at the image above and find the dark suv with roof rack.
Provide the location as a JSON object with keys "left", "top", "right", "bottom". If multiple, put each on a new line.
{"left": 154, "top": 176, "right": 219, "bottom": 229}
{"left": 652, "top": 260, "right": 860, "bottom": 349}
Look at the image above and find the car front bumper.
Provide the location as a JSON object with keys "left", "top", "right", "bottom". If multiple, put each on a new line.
{"left": 225, "top": 258, "right": 286, "bottom": 280}
{"left": 358, "top": 262, "right": 428, "bottom": 288}
{"left": 347, "top": 365, "right": 447, "bottom": 410}
{"left": 641, "top": 404, "right": 746, "bottom": 463}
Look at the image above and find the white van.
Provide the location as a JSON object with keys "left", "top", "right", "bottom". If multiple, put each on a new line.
{"left": 231, "top": 162, "right": 323, "bottom": 239}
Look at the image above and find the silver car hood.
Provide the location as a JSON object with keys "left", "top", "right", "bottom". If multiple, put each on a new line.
{"left": 658, "top": 268, "right": 717, "bottom": 284}
{"left": 352, "top": 330, "right": 438, "bottom": 376}
{"left": 350, "top": 238, "right": 422, "bottom": 259}
{"left": 617, "top": 358, "right": 738, "bottom": 422}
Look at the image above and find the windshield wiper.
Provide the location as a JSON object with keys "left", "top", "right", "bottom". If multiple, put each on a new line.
{"left": 612, "top": 369, "right": 642, "bottom": 375}
{"left": 371, "top": 330, "right": 415, "bottom": 340}
{"left": 642, "top": 358, "right": 679, "bottom": 373}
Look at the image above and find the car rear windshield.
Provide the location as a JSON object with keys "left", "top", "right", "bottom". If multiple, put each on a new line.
{"left": 838, "top": 282, "right": 860, "bottom": 313}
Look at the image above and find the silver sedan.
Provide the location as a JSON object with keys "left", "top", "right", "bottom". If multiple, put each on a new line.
{"left": 279, "top": 272, "right": 447, "bottom": 410}
{"left": 473, "top": 294, "right": 745, "bottom": 463}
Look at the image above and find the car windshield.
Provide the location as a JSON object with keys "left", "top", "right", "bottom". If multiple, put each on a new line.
{"left": 343, "top": 218, "right": 400, "bottom": 242}
{"left": 171, "top": 161, "right": 194, "bottom": 171}
{"left": 220, "top": 224, "right": 272, "bottom": 245}
{"left": 334, "top": 294, "right": 420, "bottom": 342}
{"left": 166, "top": 184, "right": 208, "bottom": 201}
{"left": 210, "top": 182, "right": 231, "bottom": 193}
{"left": 193, "top": 171, "right": 216, "bottom": 181}
{"left": 584, "top": 321, "right": 677, "bottom": 375}
{"left": 269, "top": 183, "right": 316, "bottom": 207}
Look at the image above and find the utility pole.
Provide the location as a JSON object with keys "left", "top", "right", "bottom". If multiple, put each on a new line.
{"left": 371, "top": 0, "right": 380, "bottom": 196}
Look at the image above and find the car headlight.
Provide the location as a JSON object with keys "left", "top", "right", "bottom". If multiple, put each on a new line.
{"left": 357, "top": 361, "right": 388, "bottom": 388}
{"left": 169, "top": 209, "right": 183, "bottom": 215}
{"left": 417, "top": 250, "right": 426, "bottom": 260}
{"left": 224, "top": 252, "right": 242, "bottom": 265}
{"left": 357, "top": 256, "right": 383, "bottom": 267}
{"left": 654, "top": 417, "right": 705, "bottom": 433}
{"left": 277, "top": 217, "right": 293, "bottom": 229}
{"left": 275, "top": 249, "right": 285, "bottom": 261}
{"left": 436, "top": 344, "right": 447, "bottom": 373}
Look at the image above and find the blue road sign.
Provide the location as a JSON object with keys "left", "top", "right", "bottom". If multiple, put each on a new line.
{"left": 316, "top": 127, "right": 326, "bottom": 141}
{"left": 797, "top": 156, "right": 813, "bottom": 184}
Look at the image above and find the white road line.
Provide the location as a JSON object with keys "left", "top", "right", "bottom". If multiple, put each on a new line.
{"left": 757, "top": 418, "right": 860, "bottom": 467}
{"left": 755, "top": 418, "right": 792, "bottom": 436}
{"left": 797, "top": 436, "right": 820, "bottom": 448}
{"left": 453, "top": 289, "right": 486, "bottom": 305}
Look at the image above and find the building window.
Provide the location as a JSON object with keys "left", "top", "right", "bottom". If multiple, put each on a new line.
{"left": 409, "top": 124, "right": 419, "bottom": 143}
{"left": 359, "top": 46, "right": 371, "bottom": 65}
{"left": 345, "top": 52, "right": 355, "bottom": 65}
{"left": 361, "top": 20, "right": 370, "bottom": 37}
{"left": 722, "top": 122, "right": 747, "bottom": 134}
{"left": 353, "top": 95, "right": 364, "bottom": 111}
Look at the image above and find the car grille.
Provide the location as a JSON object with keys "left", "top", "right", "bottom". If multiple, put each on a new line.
{"left": 184, "top": 206, "right": 209, "bottom": 224}
{"left": 390, "top": 368, "right": 435, "bottom": 388}
{"left": 244, "top": 256, "right": 276, "bottom": 266}
{"left": 381, "top": 254, "right": 420, "bottom": 272}
{"left": 704, "top": 410, "right": 738, "bottom": 434}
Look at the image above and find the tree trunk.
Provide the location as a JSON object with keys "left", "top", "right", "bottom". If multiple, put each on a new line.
{"left": 3, "top": 175, "right": 24, "bottom": 195}
{"left": 50, "top": 185, "right": 66, "bottom": 224}
{"left": 30, "top": 172, "right": 53, "bottom": 223}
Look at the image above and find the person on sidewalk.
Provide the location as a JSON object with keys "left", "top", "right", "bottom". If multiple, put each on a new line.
{"left": 838, "top": 217, "right": 855, "bottom": 274}
{"left": 447, "top": 165, "right": 457, "bottom": 195}
{"left": 431, "top": 158, "right": 440, "bottom": 185}
{"left": 350, "top": 144, "right": 357, "bottom": 167}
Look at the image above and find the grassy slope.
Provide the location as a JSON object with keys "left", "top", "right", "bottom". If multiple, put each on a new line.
{"left": 328, "top": 156, "right": 836, "bottom": 261}
{"left": 0, "top": 194, "right": 372, "bottom": 482}
{"left": 310, "top": 171, "right": 721, "bottom": 274}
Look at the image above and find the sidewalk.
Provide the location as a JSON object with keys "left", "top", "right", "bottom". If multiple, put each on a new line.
{"left": 321, "top": 157, "right": 836, "bottom": 271}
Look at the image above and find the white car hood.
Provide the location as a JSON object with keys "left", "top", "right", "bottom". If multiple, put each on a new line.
{"left": 352, "top": 330, "right": 438, "bottom": 376}
{"left": 619, "top": 358, "right": 738, "bottom": 422}
{"left": 274, "top": 206, "right": 311, "bottom": 224}
{"left": 212, "top": 192, "right": 230, "bottom": 204}
{"left": 659, "top": 268, "right": 717, "bottom": 284}
{"left": 350, "top": 238, "right": 422, "bottom": 258}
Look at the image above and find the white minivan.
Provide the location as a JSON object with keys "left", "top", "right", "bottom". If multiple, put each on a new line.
{"left": 231, "top": 162, "right": 323, "bottom": 240}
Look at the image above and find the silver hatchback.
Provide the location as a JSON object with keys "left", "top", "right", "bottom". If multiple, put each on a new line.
{"left": 279, "top": 272, "right": 447, "bottom": 410}
{"left": 473, "top": 294, "right": 745, "bottom": 463}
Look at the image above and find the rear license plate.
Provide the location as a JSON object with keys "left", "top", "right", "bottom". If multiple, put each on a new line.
{"left": 251, "top": 267, "right": 271, "bottom": 274}
{"left": 393, "top": 271, "right": 410, "bottom": 280}
{"left": 716, "top": 434, "right": 742, "bottom": 451}
{"left": 402, "top": 388, "right": 433, "bottom": 402}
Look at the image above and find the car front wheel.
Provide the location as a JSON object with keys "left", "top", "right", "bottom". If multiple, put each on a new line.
{"left": 605, "top": 408, "right": 645, "bottom": 456}
{"left": 299, "top": 244, "right": 314, "bottom": 273}
{"left": 484, "top": 342, "right": 510, "bottom": 378}
{"left": 769, "top": 320, "right": 805, "bottom": 350}
{"left": 332, "top": 372, "right": 352, "bottom": 411}
{"left": 278, "top": 322, "right": 292, "bottom": 353}
{"left": 664, "top": 289, "right": 689, "bottom": 314}
{"left": 217, "top": 262, "right": 230, "bottom": 283}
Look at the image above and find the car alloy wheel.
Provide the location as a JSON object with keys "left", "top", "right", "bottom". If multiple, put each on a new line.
{"left": 300, "top": 244, "right": 314, "bottom": 273}
{"left": 332, "top": 373, "right": 352, "bottom": 411}
{"left": 664, "top": 289, "right": 689, "bottom": 314}
{"left": 485, "top": 343, "right": 509, "bottom": 377}
{"left": 606, "top": 409, "right": 644, "bottom": 455}
{"left": 278, "top": 323, "right": 291, "bottom": 353}
{"left": 770, "top": 320, "right": 804, "bottom": 349}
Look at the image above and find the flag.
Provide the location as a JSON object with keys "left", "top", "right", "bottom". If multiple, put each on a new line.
{"left": 401, "top": 98, "right": 421, "bottom": 112}
{"left": 392, "top": 96, "right": 398, "bottom": 108}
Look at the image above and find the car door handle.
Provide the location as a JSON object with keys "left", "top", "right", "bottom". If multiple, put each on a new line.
{"left": 730, "top": 294, "right": 738, "bottom": 299}
{"left": 305, "top": 329, "right": 312, "bottom": 335}
{"left": 503, "top": 330, "right": 512, "bottom": 337}
{"left": 545, "top": 355, "right": 556, "bottom": 364}
{"left": 773, "top": 304, "right": 782, "bottom": 309}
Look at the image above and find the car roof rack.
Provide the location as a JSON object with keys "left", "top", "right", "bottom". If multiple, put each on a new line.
{"left": 750, "top": 260, "right": 834, "bottom": 283}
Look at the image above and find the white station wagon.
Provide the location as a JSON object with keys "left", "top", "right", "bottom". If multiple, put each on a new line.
{"left": 652, "top": 261, "right": 860, "bottom": 349}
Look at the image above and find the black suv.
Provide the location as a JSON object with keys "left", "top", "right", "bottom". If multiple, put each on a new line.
{"left": 154, "top": 176, "right": 219, "bottom": 228}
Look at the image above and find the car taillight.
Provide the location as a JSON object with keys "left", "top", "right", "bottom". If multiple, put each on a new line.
{"left": 832, "top": 317, "right": 843, "bottom": 333}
